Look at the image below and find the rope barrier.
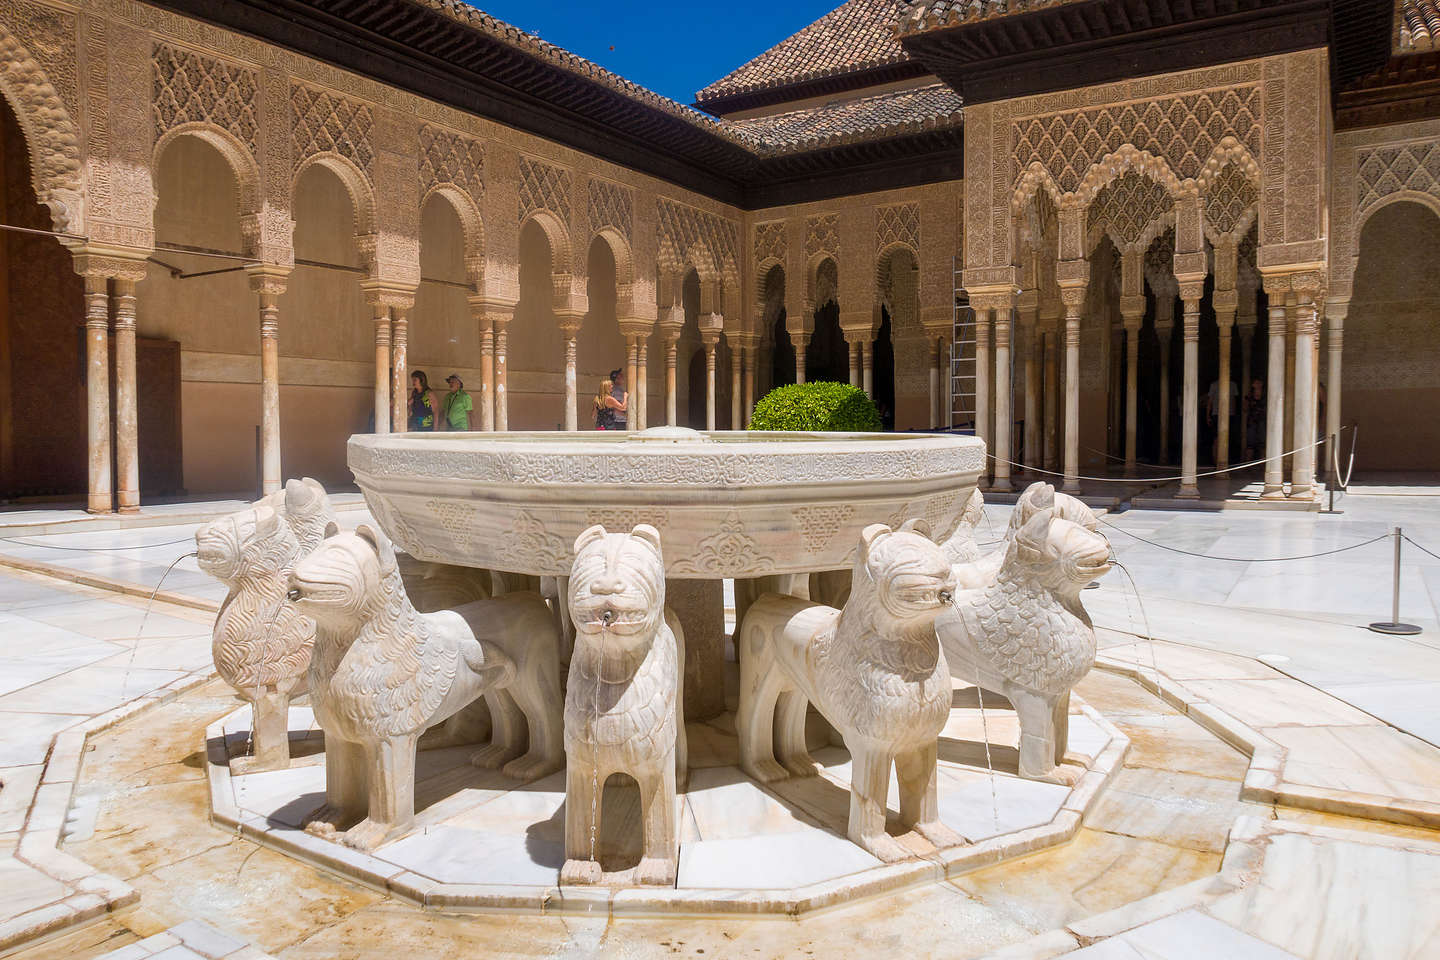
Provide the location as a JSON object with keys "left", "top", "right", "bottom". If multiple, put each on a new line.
{"left": 1096, "top": 518, "right": 1391, "bottom": 563}
{"left": 0, "top": 535, "right": 197, "bottom": 552}
{"left": 985, "top": 429, "right": 1336, "bottom": 484}
{"left": 1402, "top": 534, "right": 1440, "bottom": 563}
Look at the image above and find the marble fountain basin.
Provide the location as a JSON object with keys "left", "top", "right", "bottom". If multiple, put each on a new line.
{"left": 348, "top": 427, "right": 987, "bottom": 577}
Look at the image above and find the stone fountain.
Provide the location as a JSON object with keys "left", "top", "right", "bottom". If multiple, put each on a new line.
{"left": 199, "top": 427, "right": 1129, "bottom": 914}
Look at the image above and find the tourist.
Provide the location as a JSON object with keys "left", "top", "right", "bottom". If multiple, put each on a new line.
{"left": 593, "top": 378, "right": 619, "bottom": 429}
{"left": 409, "top": 370, "right": 439, "bottom": 431}
{"left": 1243, "top": 378, "right": 1265, "bottom": 461}
{"left": 442, "top": 374, "right": 473, "bottom": 431}
{"left": 609, "top": 367, "right": 629, "bottom": 430}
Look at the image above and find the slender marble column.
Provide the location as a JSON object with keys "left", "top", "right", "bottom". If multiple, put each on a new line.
{"left": 637, "top": 339, "right": 649, "bottom": 430}
{"left": 1283, "top": 305, "right": 1296, "bottom": 474}
{"left": 703, "top": 334, "right": 719, "bottom": 431}
{"left": 665, "top": 334, "right": 679, "bottom": 425}
{"left": 1044, "top": 323, "right": 1060, "bottom": 471}
{"left": 744, "top": 340, "right": 757, "bottom": 426}
{"left": 626, "top": 335, "right": 639, "bottom": 431}
{"left": 248, "top": 268, "right": 288, "bottom": 493}
{"left": 82, "top": 275, "right": 112, "bottom": 514}
{"left": 1178, "top": 292, "right": 1201, "bottom": 498}
{"left": 494, "top": 315, "right": 510, "bottom": 431}
{"left": 372, "top": 306, "right": 391, "bottom": 435}
{"left": 112, "top": 278, "right": 139, "bottom": 513}
{"left": 1262, "top": 299, "right": 1288, "bottom": 498}
{"left": 975, "top": 309, "right": 992, "bottom": 460}
{"left": 794, "top": 332, "right": 809, "bottom": 384}
{"left": 861, "top": 341, "right": 874, "bottom": 397}
{"left": 993, "top": 309, "right": 1013, "bottom": 491}
{"left": 1157, "top": 322, "right": 1172, "bottom": 464}
{"left": 847, "top": 338, "right": 860, "bottom": 387}
{"left": 390, "top": 308, "right": 408, "bottom": 433}
{"left": 1122, "top": 318, "right": 1141, "bottom": 474}
{"left": 730, "top": 341, "right": 741, "bottom": 429}
{"left": 474, "top": 303, "right": 494, "bottom": 431}
{"left": 560, "top": 319, "right": 581, "bottom": 431}
{"left": 1290, "top": 295, "right": 1317, "bottom": 499}
{"left": 1326, "top": 305, "right": 1345, "bottom": 458}
{"left": 1216, "top": 317, "right": 1234, "bottom": 470}
{"left": 1024, "top": 327, "right": 1040, "bottom": 467}
{"left": 1062, "top": 302, "right": 1081, "bottom": 495}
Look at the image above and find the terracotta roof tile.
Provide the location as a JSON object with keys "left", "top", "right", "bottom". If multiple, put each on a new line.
{"left": 728, "top": 82, "right": 963, "bottom": 153}
{"left": 696, "top": 0, "right": 911, "bottom": 103}
{"left": 892, "top": 0, "right": 1092, "bottom": 36}
{"left": 1399, "top": 0, "right": 1440, "bottom": 52}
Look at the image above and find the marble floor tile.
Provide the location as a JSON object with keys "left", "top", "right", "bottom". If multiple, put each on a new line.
{"left": 935, "top": 765, "right": 1068, "bottom": 842}
{"left": 1262, "top": 724, "right": 1440, "bottom": 799}
{"left": 1068, "top": 909, "right": 1301, "bottom": 959}
{"left": 0, "top": 854, "right": 69, "bottom": 918}
{"left": 1180, "top": 677, "right": 1381, "bottom": 728}
{"left": 381, "top": 824, "right": 560, "bottom": 886}
{"left": 677, "top": 829, "right": 880, "bottom": 890}
{"left": 683, "top": 765, "right": 823, "bottom": 841}
{"left": 1082, "top": 768, "right": 1262, "bottom": 854}
{"left": 0, "top": 711, "right": 79, "bottom": 765}
{"left": 0, "top": 764, "right": 41, "bottom": 833}
{"left": 1318, "top": 679, "right": 1440, "bottom": 748}
{"left": 1206, "top": 831, "right": 1440, "bottom": 960}
{"left": 0, "top": 665, "right": 190, "bottom": 716}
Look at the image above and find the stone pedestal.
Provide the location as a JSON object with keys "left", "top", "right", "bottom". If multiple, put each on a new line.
{"left": 666, "top": 578, "right": 726, "bottom": 722}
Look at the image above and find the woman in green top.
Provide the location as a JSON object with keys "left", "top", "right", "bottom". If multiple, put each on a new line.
{"left": 443, "top": 374, "right": 473, "bottom": 430}
{"left": 409, "top": 370, "right": 439, "bottom": 431}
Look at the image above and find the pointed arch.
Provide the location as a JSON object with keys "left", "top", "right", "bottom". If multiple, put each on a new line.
{"left": 1073, "top": 144, "right": 1187, "bottom": 210}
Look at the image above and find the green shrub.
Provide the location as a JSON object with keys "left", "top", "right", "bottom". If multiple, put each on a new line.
{"left": 748, "top": 381, "right": 882, "bottom": 432}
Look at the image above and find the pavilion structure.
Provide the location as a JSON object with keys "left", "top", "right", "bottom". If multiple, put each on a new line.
{"left": 0, "top": 0, "right": 1436, "bottom": 511}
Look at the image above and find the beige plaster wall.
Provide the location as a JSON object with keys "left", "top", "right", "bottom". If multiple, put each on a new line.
{"left": 1344, "top": 200, "right": 1440, "bottom": 472}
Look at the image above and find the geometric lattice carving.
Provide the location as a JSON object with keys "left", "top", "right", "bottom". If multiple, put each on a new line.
{"left": 518, "top": 155, "right": 571, "bottom": 223}
{"left": 1357, "top": 139, "right": 1440, "bottom": 215}
{"left": 1203, "top": 162, "right": 1259, "bottom": 238}
{"left": 418, "top": 124, "right": 483, "bottom": 199}
{"left": 152, "top": 45, "right": 258, "bottom": 153}
{"left": 1013, "top": 86, "right": 1262, "bottom": 191}
{"left": 754, "top": 221, "right": 786, "bottom": 268}
{"left": 1088, "top": 171, "right": 1172, "bottom": 248}
{"left": 876, "top": 203, "right": 919, "bottom": 253}
{"left": 807, "top": 214, "right": 839, "bottom": 259}
{"left": 290, "top": 83, "right": 373, "bottom": 174}
{"left": 658, "top": 198, "right": 740, "bottom": 282}
{"left": 587, "top": 178, "right": 632, "bottom": 238}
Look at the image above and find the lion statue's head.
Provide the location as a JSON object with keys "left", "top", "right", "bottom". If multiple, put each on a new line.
{"left": 568, "top": 523, "right": 665, "bottom": 651}
{"left": 283, "top": 477, "right": 336, "bottom": 554}
{"left": 288, "top": 523, "right": 398, "bottom": 629}
{"left": 1007, "top": 485, "right": 1111, "bottom": 594}
{"left": 855, "top": 519, "right": 957, "bottom": 628}
{"left": 195, "top": 503, "right": 298, "bottom": 585}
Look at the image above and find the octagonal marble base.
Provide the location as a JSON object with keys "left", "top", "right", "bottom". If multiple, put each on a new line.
{"left": 205, "top": 686, "right": 1128, "bottom": 917}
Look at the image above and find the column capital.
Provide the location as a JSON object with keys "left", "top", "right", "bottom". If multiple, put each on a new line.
{"left": 1177, "top": 279, "right": 1205, "bottom": 303}
{"left": 555, "top": 310, "right": 585, "bottom": 336}
{"left": 618, "top": 317, "right": 654, "bottom": 340}
{"left": 360, "top": 280, "right": 417, "bottom": 311}
{"left": 245, "top": 262, "right": 292, "bottom": 298}
{"left": 1119, "top": 295, "right": 1145, "bottom": 324}
{"left": 68, "top": 242, "right": 150, "bottom": 283}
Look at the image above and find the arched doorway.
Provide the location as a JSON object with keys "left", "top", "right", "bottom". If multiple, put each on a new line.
{"left": 581, "top": 236, "right": 627, "bottom": 429}
{"left": 513, "top": 218, "right": 560, "bottom": 429}
{"left": 806, "top": 258, "right": 847, "bottom": 383}
{"left": 1347, "top": 199, "right": 1440, "bottom": 470}
{"left": 0, "top": 94, "right": 84, "bottom": 498}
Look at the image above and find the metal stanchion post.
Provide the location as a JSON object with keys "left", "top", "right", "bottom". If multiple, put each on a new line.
{"left": 1369, "top": 527, "right": 1422, "bottom": 635}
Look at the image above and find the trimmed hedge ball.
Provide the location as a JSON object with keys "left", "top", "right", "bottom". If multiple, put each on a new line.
{"left": 748, "top": 382, "right": 882, "bottom": 432}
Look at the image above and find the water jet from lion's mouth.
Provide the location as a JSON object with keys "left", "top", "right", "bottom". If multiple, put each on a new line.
{"left": 287, "top": 587, "right": 303, "bottom": 602}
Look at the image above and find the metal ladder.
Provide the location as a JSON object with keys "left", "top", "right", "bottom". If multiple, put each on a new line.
{"left": 949, "top": 256, "right": 976, "bottom": 431}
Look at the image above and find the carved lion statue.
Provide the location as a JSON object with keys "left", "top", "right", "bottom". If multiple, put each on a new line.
{"left": 195, "top": 477, "right": 336, "bottom": 774}
{"left": 289, "top": 522, "right": 562, "bottom": 851}
{"left": 561, "top": 523, "right": 686, "bottom": 886}
{"left": 737, "top": 520, "right": 961, "bottom": 863}
{"left": 937, "top": 482, "right": 1110, "bottom": 783}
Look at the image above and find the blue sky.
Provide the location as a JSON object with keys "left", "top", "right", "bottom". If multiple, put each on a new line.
{"left": 473, "top": 1, "right": 841, "bottom": 105}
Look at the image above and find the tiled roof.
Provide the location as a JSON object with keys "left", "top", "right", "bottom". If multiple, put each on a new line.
{"left": 728, "top": 83, "right": 963, "bottom": 153}
{"left": 695, "top": 0, "right": 912, "bottom": 103}
{"left": 1398, "top": 0, "right": 1440, "bottom": 51}
{"left": 892, "top": 0, "right": 1093, "bottom": 35}
{"left": 415, "top": 0, "right": 958, "bottom": 156}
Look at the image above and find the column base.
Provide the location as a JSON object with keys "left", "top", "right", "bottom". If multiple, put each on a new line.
{"left": 1175, "top": 484, "right": 1200, "bottom": 500}
{"left": 117, "top": 505, "right": 140, "bottom": 515}
{"left": 86, "top": 500, "right": 113, "bottom": 515}
{"left": 991, "top": 477, "right": 1014, "bottom": 493}
{"left": 1288, "top": 484, "right": 1314, "bottom": 501}
{"left": 262, "top": 481, "right": 282, "bottom": 496}
{"left": 1260, "top": 483, "right": 1288, "bottom": 500}
{"left": 1061, "top": 478, "right": 1081, "bottom": 495}
{"left": 1123, "top": 462, "right": 1137, "bottom": 478}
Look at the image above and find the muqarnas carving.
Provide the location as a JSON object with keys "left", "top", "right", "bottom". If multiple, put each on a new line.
{"left": 562, "top": 524, "right": 687, "bottom": 886}
{"left": 195, "top": 478, "right": 335, "bottom": 774}
{"left": 939, "top": 483, "right": 1110, "bottom": 783}
{"left": 289, "top": 522, "right": 563, "bottom": 851}
{"left": 737, "top": 521, "right": 961, "bottom": 862}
